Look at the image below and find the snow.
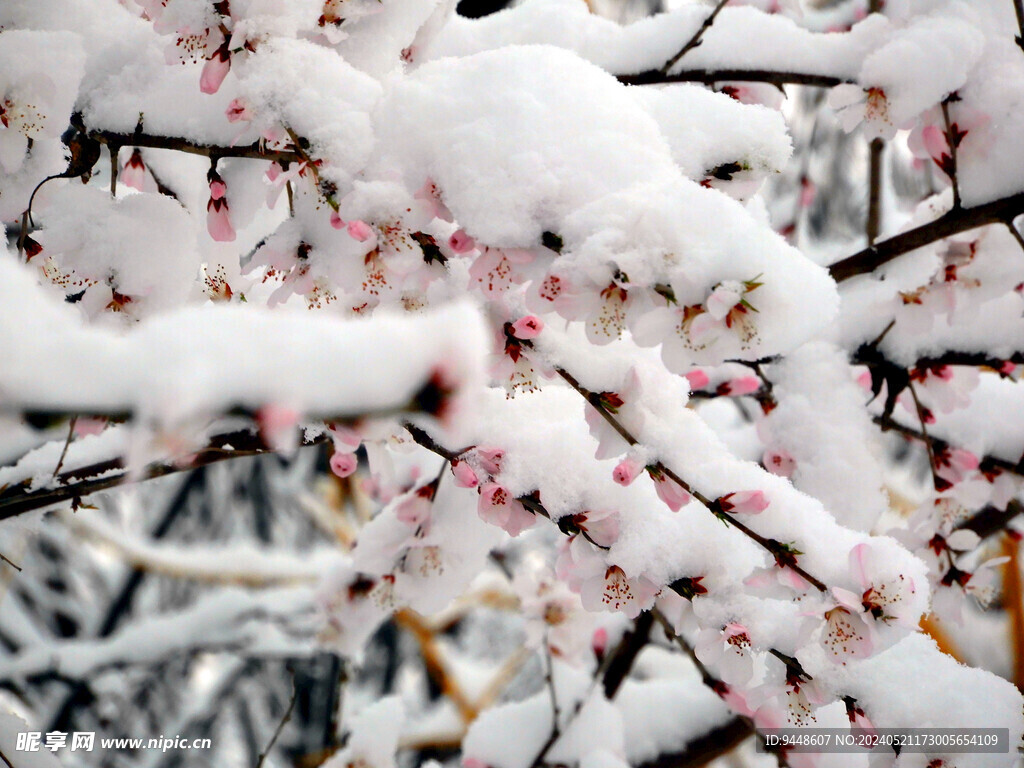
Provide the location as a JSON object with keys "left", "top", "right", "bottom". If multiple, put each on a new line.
{"left": 0, "top": 257, "right": 487, "bottom": 432}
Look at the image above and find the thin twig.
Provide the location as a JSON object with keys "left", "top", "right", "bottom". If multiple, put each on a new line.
{"left": 661, "top": 0, "right": 730, "bottom": 74}
{"left": 0, "top": 551, "right": 22, "bottom": 572}
{"left": 51, "top": 416, "right": 77, "bottom": 481}
{"left": 255, "top": 671, "right": 298, "bottom": 768}
{"left": 906, "top": 382, "right": 941, "bottom": 491}
{"left": 866, "top": 138, "right": 884, "bottom": 244}
{"left": 940, "top": 98, "right": 961, "bottom": 210}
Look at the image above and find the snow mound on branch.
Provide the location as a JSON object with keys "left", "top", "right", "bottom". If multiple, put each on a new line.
{"left": 36, "top": 185, "right": 199, "bottom": 311}
{"left": 805, "top": 632, "right": 1024, "bottom": 768}
{"left": 426, "top": 0, "right": 884, "bottom": 80}
{"left": 235, "top": 37, "right": 382, "bottom": 186}
{"left": 0, "top": 257, "right": 487, "bottom": 433}
{"left": 374, "top": 45, "right": 678, "bottom": 247}
{"left": 765, "top": 342, "right": 888, "bottom": 533}
{"left": 631, "top": 85, "right": 792, "bottom": 183}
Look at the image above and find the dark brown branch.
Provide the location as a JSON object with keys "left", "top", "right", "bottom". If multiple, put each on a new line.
{"left": 255, "top": 671, "right": 298, "bottom": 768}
{"left": 0, "top": 429, "right": 330, "bottom": 521}
{"left": 828, "top": 190, "right": 1024, "bottom": 282}
{"left": 602, "top": 611, "right": 654, "bottom": 699}
{"left": 76, "top": 114, "right": 299, "bottom": 165}
{"left": 553, "top": 365, "right": 828, "bottom": 592}
{"left": 866, "top": 138, "right": 884, "bottom": 244}
{"left": 873, "top": 414, "right": 1024, "bottom": 480}
{"left": 618, "top": 69, "right": 846, "bottom": 88}
{"left": 956, "top": 500, "right": 1023, "bottom": 540}
{"left": 661, "top": 0, "right": 730, "bottom": 74}
{"left": 1013, "top": 0, "right": 1024, "bottom": 53}
{"left": 635, "top": 717, "right": 752, "bottom": 768}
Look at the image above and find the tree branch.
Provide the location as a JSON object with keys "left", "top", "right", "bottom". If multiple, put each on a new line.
{"left": 0, "top": 429, "right": 330, "bottom": 521}
{"left": 75, "top": 113, "right": 300, "bottom": 165}
{"left": 828, "top": 190, "right": 1024, "bottom": 282}
{"left": 553, "top": 364, "right": 828, "bottom": 592}
{"left": 661, "top": 0, "right": 730, "bottom": 74}
{"left": 618, "top": 69, "right": 846, "bottom": 88}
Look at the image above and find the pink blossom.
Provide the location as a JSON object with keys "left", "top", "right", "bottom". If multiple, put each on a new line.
{"left": 695, "top": 622, "right": 755, "bottom": 685}
{"left": 820, "top": 587, "right": 875, "bottom": 662}
{"left": 934, "top": 447, "right": 979, "bottom": 488}
{"left": 718, "top": 490, "right": 769, "bottom": 515}
{"left": 413, "top": 178, "right": 453, "bottom": 222}
{"left": 684, "top": 369, "right": 709, "bottom": 390}
{"left": 330, "top": 451, "right": 358, "bottom": 478}
{"left": 477, "top": 483, "right": 535, "bottom": 536}
{"left": 199, "top": 41, "right": 231, "bottom": 94}
{"left": 579, "top": 564, "right": 659, "bottom": 619}
{"left": 470, "top": 247, "right": 536, "bottom": 297}
{"left": 571, "top": 509, "right": 620, "bottom": 548}
{"left": 448, "top": 229, "right": 475, "bottom": 254}
{"left": 612, "top": 457, "right": 643, "bottom": 486}
{"left": 330, "top": 210, "right": 345, "bottom": 229}
{"left": 719, "top": 376, "right": 760, "bottom": 396}
{"left": 347, "top": 220, "right": 374, "bottom": 242}
{"left": 225, "top": 98, "right": 252, "bottom": 123}
{"left": 396, "top": 485, "right": 435, "bottom": 530}
{"left": 73, "top": 418, "right": 108, "bottom": 437}
{"left": 475, "top": 447, "right": 504, "bottom": 477}
{"left": 119, "top": 149, "right": 148, "bottom": 191}
{"left": 763, "top": 448, "right": 796, "bottom": 478}
{"left": 450, "top": 459, "right": 479, "bottom": 489}
{"left": 510, "top": 315, "right": 544, "bottom": 340}
{"left": 649, "top": 467, "right": 691, "bottom": 511}
{"left": 256, "top": 404, "right": 300, "bottom": 452}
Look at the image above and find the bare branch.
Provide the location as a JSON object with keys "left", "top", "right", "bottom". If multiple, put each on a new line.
{"left": 618, "top": 69, "right": 846, "bottom": 88}
{"left": 828, "top": 190, "right": 1024, "bottom": 282}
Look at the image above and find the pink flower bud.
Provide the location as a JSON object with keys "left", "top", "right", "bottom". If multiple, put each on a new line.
{"left": 684, "top": 370, "right": 709, "bottom": 390}
{"left": 119, "top": 149, "right": 147, "bottom": 191}
{"left": 451, "top": 460, "right": 479, "bottom": 488}
{"left": 200, "top": 45, "right": 231, "bottom": 95}
{"left": 257, "top": 404, "right": 300, "bottom": 451}
{"left": 448, "top": 229, "right": 476, "bottom": 254}
{"left": 207, "top": 199, "right": 236, "bottom": 242}
{"left": 347, "top": 219, "right": 373, "bottom": 242}
{"left": 921, "top": 124, "right": 949, "bottom": 161}
{"left": 330, "top": 210, "right": 345, "bottom": 229}
{"left": 612, "top": 457, "right": 642, "bottom": 486}
{"left": 650, "top": 470, "right": 691, "bottom": 512}
{"left": 721, "top": 376, "right": 760, "bottom": 396}
{"left": 719, "top": 490, "right": 769, "bottom": 515}
{"left": 591, "top": 626, "right": 608, "bottom": 660}
{"left": 330, "top": 451, "right": 358, "bottom": 478}
{"left": 510, "top": 315, "right": 544, "bottom": 340}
